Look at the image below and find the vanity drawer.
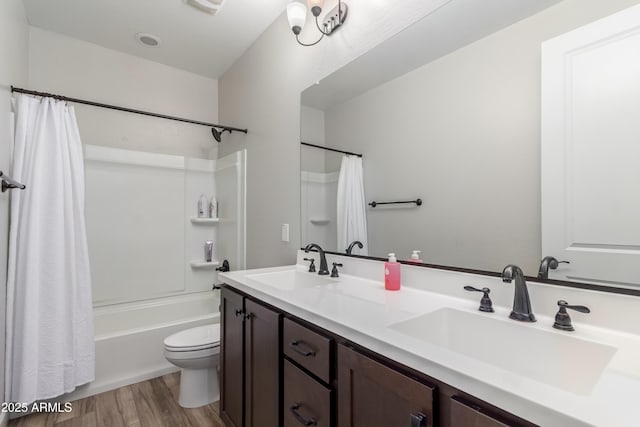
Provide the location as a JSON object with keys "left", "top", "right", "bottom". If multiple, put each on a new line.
{"left": 450, "top": 396, "right": 511, "bottom": 427}
{"left": 284, "top": 318, "right": 333, "bottom": 383}
{"left": 284, "top": 359, "right": 332, "bottom": 427}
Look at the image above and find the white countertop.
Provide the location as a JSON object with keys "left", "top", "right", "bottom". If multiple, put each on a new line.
{"left": 220, "top": 252, "right": 640, "bottom": 427}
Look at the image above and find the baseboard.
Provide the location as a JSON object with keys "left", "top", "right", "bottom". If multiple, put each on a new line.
{"left": 57, "top": 365, "right": 179, "bottom": 403}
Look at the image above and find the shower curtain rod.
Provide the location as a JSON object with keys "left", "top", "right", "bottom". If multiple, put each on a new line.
{"left": 301, "top": 141, "right": 363, "bottom": 158}
{"left": 10, "top": 86, "right": 248, "bottom": 134}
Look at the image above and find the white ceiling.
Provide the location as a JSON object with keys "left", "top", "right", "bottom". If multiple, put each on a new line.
{"left": 302, "top": 0, "right": 562, "bottom": 110}
{"left": 22, "top": 0, "right": 290, "bottom": 79}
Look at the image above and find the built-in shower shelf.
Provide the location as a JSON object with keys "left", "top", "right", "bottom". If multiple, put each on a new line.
{"left": 309, "top": 218, "right": 331, "bottom": 225}
{"left": 190, "top": 217, "right": 219, "bottom": 225}
{"left": 190, "top": 260, "right": 220, "bottom": 269}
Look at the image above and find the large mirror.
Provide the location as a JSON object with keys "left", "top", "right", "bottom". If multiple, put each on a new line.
{"left": 300, "top": 0, "right": 640, "bottom": 290}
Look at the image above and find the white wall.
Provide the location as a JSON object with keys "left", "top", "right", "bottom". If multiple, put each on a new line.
{"left": 220, "top": 0, "right": 640, "bottom": 269}
{"left": 219, "top": 0, "right": 455, "bottom": 268}
{"left": 84, "top": 146, "right": 217, "bottom": 306}
{"left": 0, "top": 2, "right": 28, "bottom": 420}
{"left": 28, "top": 27, "right": 219, "bottom": 159}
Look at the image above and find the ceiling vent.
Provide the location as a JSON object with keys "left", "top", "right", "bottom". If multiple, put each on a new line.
{"left": 136, "top": 33, "right": 161, "bottom": 47}
{"left": 185, "top": 0, "right": 224, "bottom": 15}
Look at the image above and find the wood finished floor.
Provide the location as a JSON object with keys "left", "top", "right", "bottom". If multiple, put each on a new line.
{"left": 8, "top": 373, "right": 225, "bottom": 427}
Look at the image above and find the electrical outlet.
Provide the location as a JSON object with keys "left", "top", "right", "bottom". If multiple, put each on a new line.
{"left": 281, "top": 224, "right": 290, "bottom": 242}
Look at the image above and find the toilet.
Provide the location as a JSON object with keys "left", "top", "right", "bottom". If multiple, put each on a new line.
{"left": 164, "top": 324, "right": 221, "bottom": 408}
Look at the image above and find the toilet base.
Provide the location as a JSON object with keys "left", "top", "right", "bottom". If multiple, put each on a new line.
{"left": 178, "top": 367, "right": 219, "bottom": 408}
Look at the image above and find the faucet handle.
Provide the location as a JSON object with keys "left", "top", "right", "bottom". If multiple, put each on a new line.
{"left": 303, "top": 257, "right": 316, "bottom": 273}
{"left": 331, "top": 262, "right": 343, "bottom": 278}
{"left": 553, "top": 300, "right": 590, "bottom": 331}
{"left": 550, "top": 259, "right": 570, "bottom": 269}
{"left": 216, "top": 259, "right": 230, "bottom": 272}
{"left": 464, "top": 286, "right": 494, "bottom": 313}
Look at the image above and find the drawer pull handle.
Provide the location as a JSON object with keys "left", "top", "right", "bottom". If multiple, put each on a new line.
{"left": 410, "top": 412, "right": 427, "bottom": 427}
{"left": 289, "top": 340, "right": 316, "bottom": 357}
{"left": 290, "top": 404, "right": 317, "bottom": 426}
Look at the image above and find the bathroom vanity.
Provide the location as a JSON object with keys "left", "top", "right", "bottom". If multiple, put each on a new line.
{"left": 219, "top": 251, "right": 640, "bottom": 427}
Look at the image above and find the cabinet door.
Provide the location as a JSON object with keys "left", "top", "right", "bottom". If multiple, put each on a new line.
{"left": 338, "top": 344, "right": 435, "bottom": 427}
{"left": 245, "top": 299, "right": 281, "bottom": 427}
{"left": 220, "top": 287, "right": 245, "bottom": 427}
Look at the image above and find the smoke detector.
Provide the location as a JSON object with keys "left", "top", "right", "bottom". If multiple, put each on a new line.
{"left": 185, "top": 0, "right": 224, "bottom": 14}
{"left": 136, "top": 33, "right": 161, "bottom": 47}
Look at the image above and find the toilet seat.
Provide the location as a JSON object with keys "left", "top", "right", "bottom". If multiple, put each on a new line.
{"left": 165, "top": 342, "right": 219, "bottom": 352}
{"left": 164, "top": 345, "right": 220, "bottom": 361}
{"left": 164, "top": 324, "right": 220, "bottom": 352}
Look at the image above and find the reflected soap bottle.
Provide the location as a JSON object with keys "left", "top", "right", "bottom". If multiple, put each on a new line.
{"left": 407, "top": 250, "right": 422, "bottom": 263}
{"left": 384, "top": 253, "right": 401, "bottom": 291}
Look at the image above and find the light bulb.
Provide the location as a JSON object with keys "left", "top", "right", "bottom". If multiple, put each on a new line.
{"left": 308, "top": 0, "right": 324, "bottom": 17}
{"left": 286, "top": 1, "right": 307, "bottom": 35}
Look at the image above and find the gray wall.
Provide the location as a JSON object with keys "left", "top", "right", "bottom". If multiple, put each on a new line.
{"left": 220, "top": 0, "right": 640, "bottom": 270}
{"left": 300, "top": 106, "right": 326, "bottom": 173}
{"left": 28, "top": 27, "right": 219, "bottom": 159}
{"left": 218, "top": 0, "right": 458, "bottom": 268}
{"left": 324, "top": 0, "right": 640, "bottom": 273}
{"left": 0, "top": 0, "right": 29, "bottom": 416}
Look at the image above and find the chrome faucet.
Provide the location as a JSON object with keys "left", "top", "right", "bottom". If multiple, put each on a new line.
{"left": 304, "top": 243, "right": 330, "bottom": 275}
{"left": 537, "top": 256, "right": 569, "bottom": 279}
{"left": 345, "top": 240, "right": 363, "bottom": 255}
{"left": 501, "top": 264, "right": 536, "bottom": 322}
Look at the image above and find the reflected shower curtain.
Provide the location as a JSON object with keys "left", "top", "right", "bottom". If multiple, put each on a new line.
{"left": 5, "top": 95, "right": 94, "bottom": 403}
{"left": 337, "top": 155, "right": 368, "bottom": 255}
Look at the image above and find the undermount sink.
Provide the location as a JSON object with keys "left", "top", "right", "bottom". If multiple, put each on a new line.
{"left": 389, "top": 308, "right": 617, "bottom": 394}
{"left": 247, "top": 269, "right": 336, "bottom": 291}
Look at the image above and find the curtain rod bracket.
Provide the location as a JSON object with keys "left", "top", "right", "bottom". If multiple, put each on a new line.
{"left": 0, "top": 171, "right": 26, "bottom": 193}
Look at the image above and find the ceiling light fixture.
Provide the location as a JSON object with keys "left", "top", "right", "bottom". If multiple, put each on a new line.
{"left": 286, "top": 0, "right": 348, "bottom": 47}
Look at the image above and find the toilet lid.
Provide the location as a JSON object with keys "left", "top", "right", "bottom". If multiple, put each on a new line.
{"left": 164, "top": 324, "right": 220, "bottom": 350}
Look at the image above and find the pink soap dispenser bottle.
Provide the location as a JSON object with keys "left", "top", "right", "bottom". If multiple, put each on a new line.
{"left": 384, "top": 253, "right": 401, "bottom": 291}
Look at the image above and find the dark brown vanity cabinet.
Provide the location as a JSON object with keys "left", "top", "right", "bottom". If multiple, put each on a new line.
{"left": 337, "top": 344, "right": 435, "bottom": 427}
{"left": 220, "top": 285, "right": 537, "bottom": 427}
{"left": 220, "top": 286, "right": 281, "bottom": 427}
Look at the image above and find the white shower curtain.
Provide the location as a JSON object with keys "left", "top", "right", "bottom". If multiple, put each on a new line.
{"left": 5, "top": 95, "right": 95, "bottom": 403}
{"left": 337, "top": 155, "right": 368, "bottom": 255}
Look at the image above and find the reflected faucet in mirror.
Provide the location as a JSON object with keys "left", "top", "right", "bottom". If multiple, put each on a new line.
{"left": 502, "top": 264, "right": 536, "bottom": 322}
{"left": 304, "top": 243, "right": 330, "bottom": 275}
{"left": 346, "top": 240, "right": 363, "bottom": 255}
{"left": 537, "top": 256, "right": 570, "bottom": 280}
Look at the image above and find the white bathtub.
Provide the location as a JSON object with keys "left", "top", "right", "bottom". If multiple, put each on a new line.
{"left": 63, "top": 291, "right": 219, "bottom": 402}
